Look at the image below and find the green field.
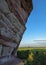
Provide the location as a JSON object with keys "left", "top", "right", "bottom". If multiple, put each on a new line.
{"left": 18, "top": 47, "right": 46, "bottom": 51}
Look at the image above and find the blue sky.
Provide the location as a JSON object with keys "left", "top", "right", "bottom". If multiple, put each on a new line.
{"left": 20, "top": 0, "right": 46, "bottom": 47}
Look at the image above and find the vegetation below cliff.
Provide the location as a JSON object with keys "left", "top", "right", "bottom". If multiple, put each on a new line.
{"left": 17, "top": 47, "right": 46, "bottom": 65}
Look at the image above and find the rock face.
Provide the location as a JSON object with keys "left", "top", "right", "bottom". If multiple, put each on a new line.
{"left": 0, "top": 0, "right": 33, "bottom": 65}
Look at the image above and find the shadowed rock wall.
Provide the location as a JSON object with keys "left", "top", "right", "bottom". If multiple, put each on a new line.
{"left": 0, "top": 0, "right": 33, "bottom": 65}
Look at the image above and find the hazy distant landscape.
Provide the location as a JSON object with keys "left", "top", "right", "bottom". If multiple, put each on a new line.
{"left": 20, "top": 40, "right": 46, "bottom": 47}
{"left": 18, "top": 47, "right": 46, "bottom": 50}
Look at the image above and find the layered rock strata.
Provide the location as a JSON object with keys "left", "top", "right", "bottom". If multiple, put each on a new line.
{"left": 0, "top": 0, "right": 33, "bottom": 65}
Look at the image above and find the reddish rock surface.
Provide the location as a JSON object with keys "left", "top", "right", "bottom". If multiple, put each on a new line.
{"left": 0, "top": 0, "right": 33, "bottom": 65}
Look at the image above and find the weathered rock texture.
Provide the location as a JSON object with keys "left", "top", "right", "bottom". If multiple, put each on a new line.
{"left": 0, "top": 0, "right": 33, "bottom": 65}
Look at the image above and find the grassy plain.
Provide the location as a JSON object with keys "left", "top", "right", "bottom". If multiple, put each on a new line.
{"left": 18, "top": 47, "right": 46, "bottom": 51}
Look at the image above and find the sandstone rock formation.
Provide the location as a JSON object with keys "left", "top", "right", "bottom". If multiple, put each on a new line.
{"left": 0, "top": 0, "right": 33, "bottom": 65}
